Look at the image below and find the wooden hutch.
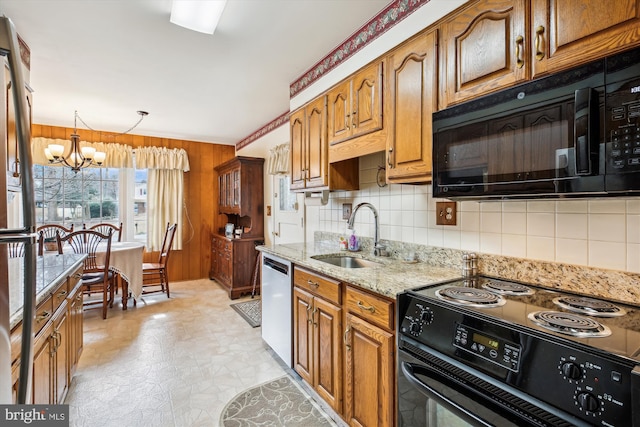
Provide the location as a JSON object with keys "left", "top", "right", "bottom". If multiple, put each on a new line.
{"left": 210, "top": 156, "right": 264, "bottom": 299}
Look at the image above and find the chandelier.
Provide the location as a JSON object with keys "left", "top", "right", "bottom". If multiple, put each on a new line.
{"left": 44, "top": 110, "right": 148, "bottom": 173}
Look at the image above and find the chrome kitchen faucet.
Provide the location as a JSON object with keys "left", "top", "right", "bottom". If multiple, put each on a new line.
{"left": 347, "top": 202, "right": 387, "bottom": 257}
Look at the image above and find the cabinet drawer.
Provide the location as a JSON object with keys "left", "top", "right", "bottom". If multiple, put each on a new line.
{"left": 294, "top": 267, "right": 341, "bottom": 305}
{"left": 34, "top": 294, "right": 53, "bottom": 335}
{"left": 51, "top": 281, "right": 69, "bottom": 314}
{"left": 345, "top": 285, "right": 394, "bottom": 331}
{"left": 68, "top": 267, "right": 83, "bottom": 293}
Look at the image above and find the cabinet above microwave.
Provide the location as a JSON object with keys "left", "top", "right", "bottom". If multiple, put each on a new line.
{"left": 432, "top": 46, "right": 640, "bottom": 200}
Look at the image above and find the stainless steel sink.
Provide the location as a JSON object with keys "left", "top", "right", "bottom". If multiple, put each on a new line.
{"left": 311, "top": 255, "right": 381, "bottom": 268}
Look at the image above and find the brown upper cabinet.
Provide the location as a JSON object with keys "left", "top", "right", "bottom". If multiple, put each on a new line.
{"left": 440, "top": 0, "right": 527, "bottom": 108}
{"left": 327, "top": 60, "right": 386, "bottom": 163}
{"left": 440, "top": 0, "right": 640, "bottom": 108}
{"left": 531, "top": 0, "right": 640, "bottom": 78}
{"left": 385, "top": 29, "right": 438, "bottom": 184}
{"left": 290, "top": 96, "right": 329, "bottom": 191}
{"left": 215, "top": 156, "right": 264, "bottom": 238}
{"left": 328, "top": 61, "right": 383, "bottom": 145}
{"left": 290, "top": 96, "right": 358, "bottom": 192}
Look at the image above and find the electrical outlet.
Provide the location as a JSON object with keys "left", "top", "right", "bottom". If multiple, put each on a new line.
{"left": 436, "top": 201, "right": 457, "bottom": 226}
{"left": 342, "top": 203, "right": 352, "bottom": 220}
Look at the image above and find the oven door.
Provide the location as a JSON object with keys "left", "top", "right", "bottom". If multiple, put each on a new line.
{"left": 398, "top": 350, "right": 522, "bottom": 427}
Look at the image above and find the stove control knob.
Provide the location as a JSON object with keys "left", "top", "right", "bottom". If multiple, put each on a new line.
{"left": 561, "top": 362, "right": 582, "bottom": 380}
{"left": 409, "top": 322, "right": 421, "bottom": 335}
{"left": 577, "top": 392, "right": 600, "bottom": 412}
{"left": 420, "top": 309, "right": 433, "bottom": 324}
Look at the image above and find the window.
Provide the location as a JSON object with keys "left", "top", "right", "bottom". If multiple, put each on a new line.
{"left": 133, "top": 169, "right": 148, "bottom": 243}
{"left": 34, "top": 165, "right": 120, "bottom": 229}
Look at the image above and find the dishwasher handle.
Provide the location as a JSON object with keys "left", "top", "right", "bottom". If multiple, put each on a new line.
{"left": 263, "top": 257, "right": 289, "bottom": 275}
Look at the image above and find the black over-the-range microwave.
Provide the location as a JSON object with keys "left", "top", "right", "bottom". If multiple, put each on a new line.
{"left": 432, "top": 46, "right": 640, "bottom": 199}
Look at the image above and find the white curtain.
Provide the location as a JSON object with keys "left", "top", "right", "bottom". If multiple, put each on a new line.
{"left": 31, "top": 137, "right": 134, "bottom": 168}
{"left": 267, "top": 143, "right": 290, "bottom": 175}
{"left": 136, "top": 147, "right": 190, "bottom": 251}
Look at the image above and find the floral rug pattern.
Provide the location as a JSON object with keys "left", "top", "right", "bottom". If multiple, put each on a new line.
{"left": 220, "top": 376, "right": 333, "bottom": 426}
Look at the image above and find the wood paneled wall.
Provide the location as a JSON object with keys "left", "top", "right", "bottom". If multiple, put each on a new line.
{"left": 32, "top": 124, "right": 236, "bottom": 282}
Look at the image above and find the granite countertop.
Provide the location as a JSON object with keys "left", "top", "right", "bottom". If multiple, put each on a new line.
{"left": 257, "top": 241, "right": 462, "bottom": 299}
{"left": 9, "top": 253, "right": 86, "bottom": 329}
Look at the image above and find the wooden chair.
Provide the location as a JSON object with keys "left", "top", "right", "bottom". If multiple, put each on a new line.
{"left": 142, "top": 223, "right": 177, "bottom": 298}
{"left": 84, "top": 222, "right": 123, "bottom": 242}
{"left": 57, "top": 229, "right": 114, "bottom": 319}
{"left": 7, "top": 242, "right": 24, "bottom": 258}
{"left": 37, "top": 224, "right": 74, "bottom": 255}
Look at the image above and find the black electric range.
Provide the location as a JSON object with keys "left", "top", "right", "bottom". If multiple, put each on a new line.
{"left": 397, "top": 276, "right": 640, "bottom": 427}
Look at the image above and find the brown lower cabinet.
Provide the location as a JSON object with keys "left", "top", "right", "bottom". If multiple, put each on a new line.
{"left": 292, "top": 266, "right": 395, "bottom": 427}
{"left": 11, "top": 264, "right": 83, "bottom": 404}
{"left": 210, "top": 234, "right": 263, "bottom": 299}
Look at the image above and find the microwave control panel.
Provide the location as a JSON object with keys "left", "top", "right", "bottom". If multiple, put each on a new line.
{"left": 607, "top": 86, "right": 640, "bottom": 173}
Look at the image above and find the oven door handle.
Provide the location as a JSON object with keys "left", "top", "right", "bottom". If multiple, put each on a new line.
{"left": 401, "top": 361, "right": 494, "bottom": 427}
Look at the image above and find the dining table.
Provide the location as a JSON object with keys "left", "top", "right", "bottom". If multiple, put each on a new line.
{"left": 96, "top": 241, "right": 145, "bottom": 309}
{"left": 57, "top": 240, "right": 145, "bottom": 310}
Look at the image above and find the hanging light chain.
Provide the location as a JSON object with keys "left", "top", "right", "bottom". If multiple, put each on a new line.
{"left": 74, "top": 110, "right": 149, "bottom": 136}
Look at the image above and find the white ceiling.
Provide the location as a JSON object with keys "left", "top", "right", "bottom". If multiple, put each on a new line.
{"left": 1, "top": 0, "right": 390, "bottom": 145}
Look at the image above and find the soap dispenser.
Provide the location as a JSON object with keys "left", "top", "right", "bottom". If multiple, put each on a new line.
{"left": 348, "top": 229, "right": 359, "bottom": 251}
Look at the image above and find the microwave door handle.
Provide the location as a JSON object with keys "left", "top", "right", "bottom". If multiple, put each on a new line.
{"left": 400, "top": 361, "right": 494, "bottom": 427}
{"left": 574, "top": 88, "right": 599, "bottom": 176}
{"left": 0, "top": 16, "right": 38, "bottom": 405}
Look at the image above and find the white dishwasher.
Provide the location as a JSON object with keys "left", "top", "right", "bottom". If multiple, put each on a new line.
{"left": 261, "top": 253, "right": 292, "bottom": 367}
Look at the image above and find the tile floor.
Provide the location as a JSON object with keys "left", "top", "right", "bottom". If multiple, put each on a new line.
{"left": 65, "top": 278, "right": 322, "bottom": 426}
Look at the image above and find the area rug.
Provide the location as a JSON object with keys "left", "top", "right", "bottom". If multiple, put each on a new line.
{"left": 220, "top": 376, "right": 334, "bottom": 426}
{"left": 230, "top": 299, "right": 261, "bottom": 327}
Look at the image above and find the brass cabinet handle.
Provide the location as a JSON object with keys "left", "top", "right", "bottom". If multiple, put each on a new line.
{"left": 345, "top": 112, "right": 351, "bottom": 130}
{"left": 344, "top": 325, "right": 351, "bottom": 351}
{"left": 515, "top": 35, "right": 524, "bottom": 69}
{"left": 535, "top": 26, "right": 545, "bottom": 61}
{"left": 307, "top": 280, "right": 319, "bottom": 288}
{"left": 73, "top": 273, "right": 82, "bottom": 279}
{"left": 388, "top": 147, "right": 393, "bottom": 168}
{"left": 352, "top": 110, "right": 357, "bottom": 128}
{"left": 312, "top": 307, "right": 318, "bottom": 327}
{"left": 36, "top": 311, "right": 51, "bottom": 323}
{"left": 306, "top": 304, "right": 313, "bottom": 324}
{"left": 357, "top": 301, "right": 376, "bottom": 313}
{"left": 57, "top": 290, "right": 67, "bottom": 299}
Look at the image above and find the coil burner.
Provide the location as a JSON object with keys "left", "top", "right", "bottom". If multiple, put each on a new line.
{"left": 436, "top": 286, "right": 506, "bottom": 308}
{"left": 553, "top": 296, "right": 626, "bottom": 317}
{"left": 528, "top": 311, "right": 611, "bottom": 338}
{"left": 482, "top": 280, "right": 535, "bottom": 296}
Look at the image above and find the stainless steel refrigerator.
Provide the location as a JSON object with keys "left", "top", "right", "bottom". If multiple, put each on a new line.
{"left": 0, "top": 15, "right": 38, "bottom": 404}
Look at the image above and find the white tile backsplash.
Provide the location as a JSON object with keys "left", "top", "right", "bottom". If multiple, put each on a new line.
{"left": 314, "top": 152, "right": 640, "bottom": 273}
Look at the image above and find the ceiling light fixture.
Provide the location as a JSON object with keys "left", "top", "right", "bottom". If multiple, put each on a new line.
{"left": 44, "top": 110, "right": 148, "bottom": 173}
{"left": 170, "top": 0, "right": 227, "bottom": 34}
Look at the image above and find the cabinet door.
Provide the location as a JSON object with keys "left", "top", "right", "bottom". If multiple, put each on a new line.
{"left": 305, "top": 96, "right": 328, "bottom": 189}
{"left": 312, "top": 297, "right": 342, "bottom": 413}
{"left": 532, "top": 0, "right": 640, "bottom": 77}
{"left": 232, "top": 169, "right": 240, "bottom": 209}
{"left": 69, "top": 285, "right": 83, "bottom": 374}
{"left": 52, "top": 305, "right": 69, "bottom": 404}
{"left": 290, "top": 109, "right": 306, "bottom": 190}
{"left": 344, "top": 313, "right": 394, "bottom": 427}
{"left": 386, "top": 30, "right": 438, "bottom": 183}
{"left": 293, "top": 287, "right": 313, "bottom": 385}
{"left": 32, "top": 322, "right": 53, "bottom": 404}
{"left": 441, "top": 0, "right": 527, "bottom": 107}
{"left": 210, "top": 238, "right": 219, "bottom": 278}
{"left": 327, "top": 79, "right": 352, "bottom": 145}
{"left": 351, "top": 61, "right": 383, "bottom": 140}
